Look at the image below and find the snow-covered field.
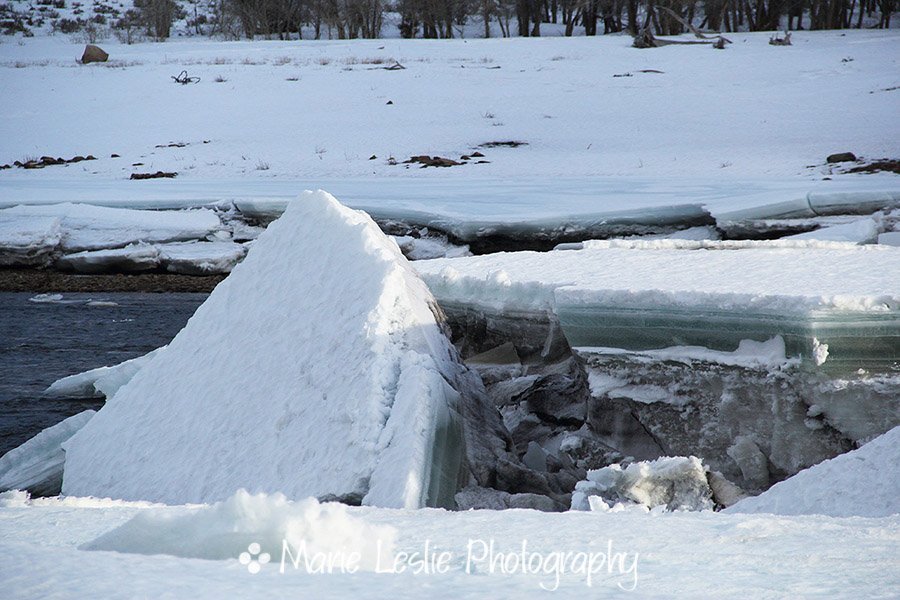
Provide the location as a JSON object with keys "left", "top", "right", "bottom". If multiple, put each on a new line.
{"left": 2, "top": 28, "right": 899, "bottom": 599}
{"left": 1, "top": 30, "right": 898, "bottom": 183}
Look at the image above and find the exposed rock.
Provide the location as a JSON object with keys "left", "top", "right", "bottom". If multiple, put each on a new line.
{"left": 81, "top": 44, "right": 109, "bottom": 64}
{"left": 455, "top": 485, "right": 566, "bottom": 511}
{"left": 130, "top": 171, "right": 177, "bottom": 180}
{"left": 827, "top": 152, "right": 857, "bottom": 163}
{"left": 403, "top": 155, "right": 463, "bottom": 168}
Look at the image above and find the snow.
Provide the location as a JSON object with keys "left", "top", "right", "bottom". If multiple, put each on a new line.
{"left": 0, "top": 203, "right": 221, "bottom": 253}
{"left": 417, "top": 242, "right": 899, "bottom": 314}
{"left": 45, "top": 347, "right": 164, "bottom": 399}
{"left": 1, "top": 32, "right": 898, "bottom": 183}
{"left": 0, "top": 411, "right": 95, "bottom": 496}
{"left": 571, "top": 457, "right": 714, "bottom": 512}
{"left": 2, "top": 492, "right": 897, "bottom": 597}
{"left": 61, "top": 191, "right": 481, "bottom": 508}
{"left": 83, "top": 489, "right": 396, "bottom": 570}
{"left": 727, "top": 426, "right": 900, "bottom": 518}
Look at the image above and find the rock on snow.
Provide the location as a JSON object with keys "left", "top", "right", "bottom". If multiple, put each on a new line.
{"left": 726, "top": 426, "right": 900, "bottom": 518}
{"left": 62, "top": 191, "right": 522, "bottom": 509}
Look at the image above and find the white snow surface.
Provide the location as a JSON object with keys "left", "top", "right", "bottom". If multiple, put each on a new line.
{"left": 0, "top": 411, "right": 95, "bottom": 495}
{"left": 1, "top": 32, "right": 898, "bottom": 183}
{"left": 0, "top": 203, "right": 221, "bottom": 252}
{"left": 416, "top": 242, "right": 900, "bottom": 314}
{"left": 83, "top": 489, "right": 396, "bottom": 569}
{"left": 62, "top": 191, "right": 470, "bottom": 508}
{"left": 727, "top": 426, "right": 900, "bottom": 518}
{"left": 1, "top": 492, "right": 897, "bottom": 597}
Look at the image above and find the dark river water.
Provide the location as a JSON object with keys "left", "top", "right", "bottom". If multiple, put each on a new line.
{"left": 0, "top": 293, "right": 207, "bottom": 456}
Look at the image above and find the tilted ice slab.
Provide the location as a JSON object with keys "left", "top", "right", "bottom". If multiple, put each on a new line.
{"left": 45, "top": 348, "right": 165, "bottom": 399}
{"left": 62, "top": 191, "right": 500, "bottom": 509}
{"left": 726, "top": 426, "right": 900, "bottom": 518}
{"left": 0, "top": 411, "right": 95, "bottom": 497}
{"left": 416, "top": 240, "right": 900, "bottom": 369}
{"left": 0, "top": 203, "right": 221, "bottom": 255}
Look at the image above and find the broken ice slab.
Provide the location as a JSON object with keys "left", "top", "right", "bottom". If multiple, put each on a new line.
{"left": 558, "top": 303, "right": 899, "bottom": 371}
{"left": 5, "top": 177, "right": 896, "bottom": 249}
{"left": 713, "top": 190, "right": 900, "bottom": 238}
{"left": 416, "top": 240, "right": 900, "bottom": 372}
{"left": 0, "top": 411, "right": 95, "bottom": 497}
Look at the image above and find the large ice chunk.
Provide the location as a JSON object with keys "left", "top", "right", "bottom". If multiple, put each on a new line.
{"left": 61, "top": 191, "right": 485, "bottom": 508}
{"left": 726, "top": 426, "right": 900, "bottom": 517}
{"left": 0, "top": 410, "right": 95, "bottom": 496}
{"left": 570, "top": 456, "right": 714, "bottom": 512}
{"left": 416, "top": 241, "right": 900, "bottom": 371}
{"left": 0, "top": 215, "right": 61, "bottom": 266}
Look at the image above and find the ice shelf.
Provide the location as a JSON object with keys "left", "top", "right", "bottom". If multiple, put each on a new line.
{"left": 416, "top": 241, "right": 900, "bottom": 371}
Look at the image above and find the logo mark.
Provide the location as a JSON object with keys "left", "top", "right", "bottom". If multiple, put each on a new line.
{"left": 239, "top": 542, "right": 271, "bottom": 574}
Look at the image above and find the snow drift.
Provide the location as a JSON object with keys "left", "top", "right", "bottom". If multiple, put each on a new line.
{"left": 726, "top": 426, "right": 900, "bottom": 518}
{"left": 83, "top": 489, "right": 396, "bottom": 570}
{"left": 61, "top": 191, "right": 515, "bottom": 509}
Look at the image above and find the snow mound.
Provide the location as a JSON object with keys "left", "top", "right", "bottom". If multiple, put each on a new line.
{"left": 61, "top": 191, "right": 485, "bottom": 508}
{"left": 45, "top": 348, "right": 165, "bottom": 399}
{"left": 571, "top": 457, "right": 714, "bottom": 512}
{"left": 726, "top": 427, "right": 900, "bottom": 518}
{"left": 0, "top": 411, "right": 95, "bottom": 496}
{"left": 82, "top": 489, "right": 396, "bottom": 570}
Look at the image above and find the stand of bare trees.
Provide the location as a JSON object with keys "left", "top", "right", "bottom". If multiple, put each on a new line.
{"left": 132, "top": 0, "right": 895, "bottom": 40}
